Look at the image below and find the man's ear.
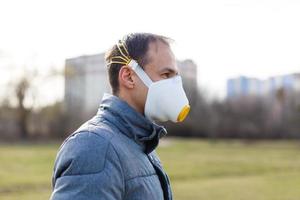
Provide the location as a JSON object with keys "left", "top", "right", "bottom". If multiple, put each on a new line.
{"left": 118, "top": 66, "right": 135, "bottom": 89}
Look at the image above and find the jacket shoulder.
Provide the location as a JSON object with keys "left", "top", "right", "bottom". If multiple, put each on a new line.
{"left": 51, "top": 122, "right": 126, "bottom": 199}
{"left": 53, "top": 125, "right": 116, "bottom": 179}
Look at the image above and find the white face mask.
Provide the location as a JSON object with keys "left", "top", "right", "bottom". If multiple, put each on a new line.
{"left": 128, "top": 60, "right": 190, "bottom": 123}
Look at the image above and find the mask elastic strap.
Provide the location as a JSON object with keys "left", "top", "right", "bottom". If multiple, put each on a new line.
{"left": 116, "top": 41, "right": 131, "bottom": 62}
{"left": 128, "top": 60, "right": 153, "bottom": 87}
{"left": 107, "top": 41, "right": 132, "bottom": 66}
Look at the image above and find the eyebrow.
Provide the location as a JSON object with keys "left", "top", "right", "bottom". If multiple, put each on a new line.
{"left": 159, "top": 67, "right": 178, "bottom": 75}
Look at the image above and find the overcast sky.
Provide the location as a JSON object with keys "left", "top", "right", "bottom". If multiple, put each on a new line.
{"left": 1, "top": 0, "right": 300, "bottom": 104}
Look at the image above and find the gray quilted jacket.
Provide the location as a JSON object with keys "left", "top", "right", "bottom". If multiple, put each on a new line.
{"left": 50, "top": 93, "right": 173, "bottom": 200}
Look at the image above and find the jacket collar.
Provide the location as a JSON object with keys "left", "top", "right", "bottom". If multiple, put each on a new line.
{"left": 96, "top": 93, "right": 167, "bottom": 154}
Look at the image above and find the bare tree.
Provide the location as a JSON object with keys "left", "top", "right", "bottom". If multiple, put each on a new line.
{"left": 15, "top": 77, "right": 31, "bottom": 139}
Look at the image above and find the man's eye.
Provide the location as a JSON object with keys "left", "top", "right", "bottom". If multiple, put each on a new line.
{"left": 161, "top": 73, "right": 169, "bottom": 79}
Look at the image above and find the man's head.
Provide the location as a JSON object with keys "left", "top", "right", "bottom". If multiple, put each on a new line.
{"left": 105, "top": 33, "right": 179, "bottom": 115}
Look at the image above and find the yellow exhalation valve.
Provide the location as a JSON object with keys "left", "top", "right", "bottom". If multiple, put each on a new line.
{"left": 177, "top": 105, "right": 191, "bottom": 122}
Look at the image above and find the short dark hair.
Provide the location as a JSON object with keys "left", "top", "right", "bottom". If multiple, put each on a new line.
{"left": 105, "top": 33, "right": 171, "bottom": 95}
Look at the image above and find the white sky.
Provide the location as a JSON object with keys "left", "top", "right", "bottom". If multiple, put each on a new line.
{"left": 1, "top": 0, "right": 300, "bottom": 105}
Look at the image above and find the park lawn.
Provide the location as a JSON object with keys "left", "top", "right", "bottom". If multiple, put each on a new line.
{"left": 0, "top": 142, "right": 59, "bottom": 200}
{"left": 0, "top": 139, "right": 300, "bottom": 200}
{"left": 158, "top": 139, "right": 300, "bottom": 200}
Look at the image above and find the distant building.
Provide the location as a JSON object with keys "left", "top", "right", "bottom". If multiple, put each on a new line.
{"left": 227, "top": 73, "right": 300, "bottom": 98}
{"left": 64, "top": 53, "right": 198, "bottom": 130}
{"left": 64, "top": 53, "right": 109, "bottom": 123}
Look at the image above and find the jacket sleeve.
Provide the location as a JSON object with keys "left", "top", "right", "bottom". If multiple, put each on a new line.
{"left": 50, "top": 131, "right": 125, "bottom": 200}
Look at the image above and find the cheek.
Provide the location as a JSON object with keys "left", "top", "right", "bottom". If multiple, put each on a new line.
{"left": 133, "top": 74, "right": 147, "bottom": 92}
{"left": 138, "top": 81, "right": 148, "bottom": 99}
{"left": 134, "top": 78, "right": 148, "bottom": 104}
{"left": 145, "top": 69, "right": 162, "bottom": 82}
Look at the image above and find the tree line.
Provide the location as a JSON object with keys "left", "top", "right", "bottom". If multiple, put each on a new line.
{"left": 1, "top": 75, "right": 300, "bottom": 140}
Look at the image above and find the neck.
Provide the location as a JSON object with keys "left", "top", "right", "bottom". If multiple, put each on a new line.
{"left": 117, "top": 91, "right": 144, "bottom": 116}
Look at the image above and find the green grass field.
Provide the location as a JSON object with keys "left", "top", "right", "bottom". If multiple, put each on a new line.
{"left": 0, "top": 139, "right": 300, "bottom": 200}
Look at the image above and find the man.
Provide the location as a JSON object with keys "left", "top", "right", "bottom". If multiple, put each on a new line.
{"left": 51, "top": 33, "right": 190, "bottom": 200}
